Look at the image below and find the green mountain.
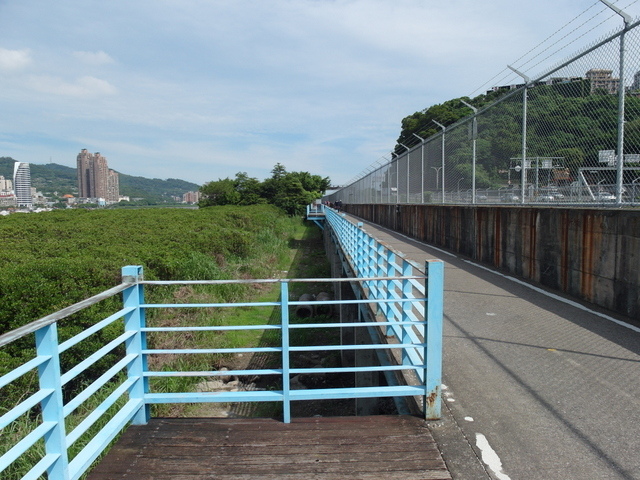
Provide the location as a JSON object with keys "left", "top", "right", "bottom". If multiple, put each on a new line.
{"left": 0, "top": 157, "right": 199, "bottom": 202}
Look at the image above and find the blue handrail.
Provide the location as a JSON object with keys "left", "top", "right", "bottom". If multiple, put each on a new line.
{"left": 0, "top": 211, "right": 443, "bottom": 480}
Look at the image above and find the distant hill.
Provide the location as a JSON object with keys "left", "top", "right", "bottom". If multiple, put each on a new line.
{"left": 0, "top": 157, "right": 199, "bottom": 202}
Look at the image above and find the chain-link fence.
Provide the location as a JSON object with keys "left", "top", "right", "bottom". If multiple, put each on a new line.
{"left": 326, "top": 15, "right": 640, "bottom": 206}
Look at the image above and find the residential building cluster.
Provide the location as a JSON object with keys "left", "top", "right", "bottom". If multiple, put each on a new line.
{"left": 489, "top": 68, "right": 640, "bottom": 95}
{"left": 1, "top": 151, "right": 198, "bottom": 213}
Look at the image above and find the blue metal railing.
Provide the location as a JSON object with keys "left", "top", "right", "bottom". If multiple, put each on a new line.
{"left": 324, "top": 207, "right": 443, "bottom": 414}
{"left": 306, "top": 202, "right": 325, "bottom": 217}
{"left": 0, "top": 211, "right": 443, "bottom": 480}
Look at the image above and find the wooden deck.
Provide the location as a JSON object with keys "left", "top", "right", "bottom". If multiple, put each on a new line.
{"left": 87, "top": 415, "right": 451, "bottom": 480}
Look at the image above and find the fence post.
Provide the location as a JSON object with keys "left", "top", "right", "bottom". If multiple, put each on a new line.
{"left": 122, "top": 265, "right": 150, "bottom": 425}
{"left": 280, "top": 281, "right": 291, "bottom": 423}
{"left": 424, "top": 259, "right": 444, "bottom": 420}
{"left": 35, "top": 323, "right": 70, "bottom": 480}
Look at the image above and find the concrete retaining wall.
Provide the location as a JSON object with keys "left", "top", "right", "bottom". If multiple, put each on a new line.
{"left": 344, "top": 204, "right": 640, "bottom": 320}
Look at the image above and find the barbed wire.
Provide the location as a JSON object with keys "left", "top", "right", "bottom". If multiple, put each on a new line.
{"left": 468, "top": 1, "right": 639, "bottom": 96}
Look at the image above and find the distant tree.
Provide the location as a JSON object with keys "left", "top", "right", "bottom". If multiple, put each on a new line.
{"left": 234, "top": 172, "right": 266, "bottom": 205}
{"left": 273, "top": 176, "right": 317, "bottom": 216}
{"left": 199, "top": 178, "right": 241, "bottom": 207}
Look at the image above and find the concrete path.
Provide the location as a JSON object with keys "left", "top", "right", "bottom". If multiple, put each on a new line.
{"left": 348, "top": 214, "right": 640, "bottom": 480}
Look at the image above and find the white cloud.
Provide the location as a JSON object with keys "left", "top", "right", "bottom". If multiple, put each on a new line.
{"left": 73, "top": 50, "right": 115, "bottom": 66}
{"left": 0, "top": 47, "right": 32, "bottom": 71}
{"left": 27, "top": 75, "right": 117, "bottom": 97}
{"left": 0, "top": 0, "right": 638, "bottom": 186}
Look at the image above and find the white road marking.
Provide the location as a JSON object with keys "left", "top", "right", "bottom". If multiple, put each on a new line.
{"left": 476, "top": 433, "right": 511, "bottom": 480}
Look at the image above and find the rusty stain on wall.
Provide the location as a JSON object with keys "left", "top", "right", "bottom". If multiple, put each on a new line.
{"left": 343, "top": 204, "right": 640, "bottom": 319}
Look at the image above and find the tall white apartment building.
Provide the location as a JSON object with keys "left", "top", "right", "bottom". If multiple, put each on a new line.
{"left": 13, "top": 162, "right": 32, "bottom": 207}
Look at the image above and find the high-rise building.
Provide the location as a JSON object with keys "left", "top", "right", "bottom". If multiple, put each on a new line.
{"left": 107, "top": 169, "right": 120, "bottom": 202}
{"left": 13, "top": 162, "right": 32, "bottom": 207}
{"left": 0, "top": 175, "right": 12, "bottom": 192}
{"left": 76, "top": 149, "right": 119, "bottom": 202}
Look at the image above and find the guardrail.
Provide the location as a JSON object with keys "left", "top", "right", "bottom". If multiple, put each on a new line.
{"left": 0, "top": 212, "right": 443, "bottom": 480}
{"left": 324, "top": 207, "right": 443, "bottom": 413}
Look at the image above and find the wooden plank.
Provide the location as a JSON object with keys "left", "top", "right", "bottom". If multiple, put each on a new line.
{"left": 89, "top": 472, "right": 451, "bottom": 480}
{"left": 102, "top": 442, "right": 442, "bottom": 457}
{"left": 87, "top": 415, "right": 451, "bottom": 480}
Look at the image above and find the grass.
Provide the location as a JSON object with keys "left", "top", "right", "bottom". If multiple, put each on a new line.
{"left": 0, "top": 207, "right": 309, "bottom": 479}
{"left": 0, "top": 216, "right": 338, "bottom": 479}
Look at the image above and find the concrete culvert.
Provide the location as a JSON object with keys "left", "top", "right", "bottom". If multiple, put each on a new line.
{"left": 295, "top": 293, "right": 315, "bottom": 318}
{"left": 315, "top": 292, "right": 333, "bottom": 316}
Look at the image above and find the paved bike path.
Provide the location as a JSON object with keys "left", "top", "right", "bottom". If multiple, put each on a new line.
{"left": 347, "top": 214, "right": 640, "bottom": 480}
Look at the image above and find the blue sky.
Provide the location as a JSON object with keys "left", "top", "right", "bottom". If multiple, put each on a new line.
{"left": 1, "top": 0, "right": 638, "bottom": 186}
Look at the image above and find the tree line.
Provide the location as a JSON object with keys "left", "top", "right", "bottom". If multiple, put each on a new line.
{"left": 395, "top": 80, "right": 640, "bottom": 188}
{"left": 199, "top": 163, "right": 331, "bottom": 215}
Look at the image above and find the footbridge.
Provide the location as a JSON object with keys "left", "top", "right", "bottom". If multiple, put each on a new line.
{"left": 0, "top": 208, "right": 448, "bottom": 480}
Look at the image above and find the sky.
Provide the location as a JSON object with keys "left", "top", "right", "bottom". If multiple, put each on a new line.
{"left": 1, "top": 0, "right": 639, "bottom": 187}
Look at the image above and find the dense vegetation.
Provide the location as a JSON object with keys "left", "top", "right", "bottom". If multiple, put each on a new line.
{"left": 0, "top": 157, "right": 199, "bottom": 203}
{"left": 199, "top": 163, "right": 331, "bottom": 215}
{"left": 395, "top": 81, "right": 640, "bottom": 187}
{"left": 0, "top": 205, "right": 298, "bottom": 335}
{"left": 0, "top": 205, "right": 307, "bottom": 478}
{"left": 0, "top": 205, "right": 301, "bottom": 401}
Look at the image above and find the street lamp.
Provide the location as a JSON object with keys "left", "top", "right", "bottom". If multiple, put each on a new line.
{"left": 431, "top": 166, "right": 443, "bottom": 191}
{"left": 433, "top": 120, "right": 446, "bottom": 204}
{"left": 461, "top": 100, "right": 478, "bottom": 204}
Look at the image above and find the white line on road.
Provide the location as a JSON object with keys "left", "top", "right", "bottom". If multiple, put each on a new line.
{"left": 476, "top": 433, "right": 511, "bottom": 480}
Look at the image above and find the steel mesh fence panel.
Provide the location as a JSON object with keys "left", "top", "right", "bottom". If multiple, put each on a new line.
{"left": 408, "top": 145, "right": 424, "bottom": 203}
{"left": 398, "top": 152, "right": 409, "bottom": 203}
{"left": 443, "top": 119, "right": 473, "bottom": 204}
{"left": 324, "top": 19, "right": 640, "bottom": 207}
{"left": 623, "top": 25, "right": 640, "bottom": 202}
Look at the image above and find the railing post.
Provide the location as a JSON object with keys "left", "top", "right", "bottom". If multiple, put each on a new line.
{"left": 122, "top": 265, "right": 150, "bottom": 425}
{"left": 386, "top": 249, "right": 396, "bottom": 337}
{"left": 376, "top": 242, "right": 386, "bottom": 315}
{"left": 280, "top": 280, "right": 291, "bottom": 423}
{"left": 401, "top": 260, "right": 412, "bottom": 366}
{"left": 424, "top": 260, "right": 444, "bottom": 420}
{"left": 35, "top": 323, "right": 70, "bottom": 480}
